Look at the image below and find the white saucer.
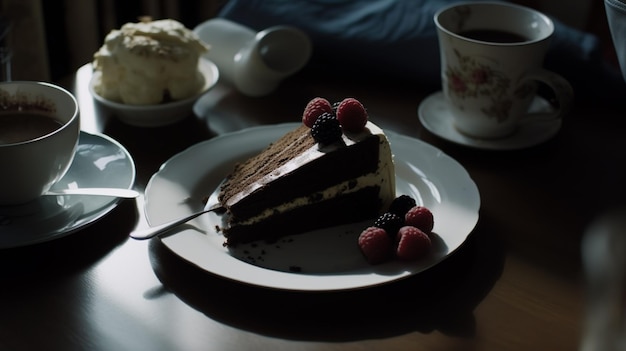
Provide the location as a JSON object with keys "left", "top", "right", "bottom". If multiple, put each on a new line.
{"left": 418, "top": 91, "right": 562, "bottom": 150}
{"left": 0, "top": 132, "right": 136, "bottom": 248}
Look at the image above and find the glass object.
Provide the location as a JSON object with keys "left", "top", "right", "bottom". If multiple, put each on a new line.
{"left": 582, "top": 207, "right": 626, "bottom": 351}
{"left": 0, "top": 17, "right": 12, "bottom": 81}
{"left": 606, "top": 0, "right": 626, "bottom": 81}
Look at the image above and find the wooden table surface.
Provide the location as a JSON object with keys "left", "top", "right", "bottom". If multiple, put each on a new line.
{"left": 1, "top": 62, "right": 624, "bottom": 351}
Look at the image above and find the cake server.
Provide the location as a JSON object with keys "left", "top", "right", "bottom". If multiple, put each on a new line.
{"left": 129, "top": 204, "right": 223, "bottom": 240}
{"left": 43, "top": 188, "right": 140, "bottom": 198}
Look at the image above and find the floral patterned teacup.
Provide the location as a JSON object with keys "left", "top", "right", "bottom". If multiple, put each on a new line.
{"left": 434, "top": 2, "right": 573, "bottom": 139}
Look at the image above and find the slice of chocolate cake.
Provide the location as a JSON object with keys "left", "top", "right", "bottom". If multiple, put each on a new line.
{"left": 217, "top": 98, "right": 395, "bottom": 246}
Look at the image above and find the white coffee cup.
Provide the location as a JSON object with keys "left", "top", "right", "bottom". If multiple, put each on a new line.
{"left": 0, "top": 81, "right": 80, "bottom": 205}
{"left": 434, "top": 2, "right": 574, "bottom": 139}
{"left": 194, "top": 18, "right": 312, "bottom": 96}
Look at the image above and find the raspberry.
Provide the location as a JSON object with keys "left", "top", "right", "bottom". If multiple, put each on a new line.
{"left": 388, "top": 195, "right": 417, "bottom": 217}
{"left": 302, "top": 97, "right": 333, "bottom": 128}
{"left": 405, "top": 206, "right": 434, "bottom": 233}
{"left": 396, "top": 226, "right": 431, "bottom": 261}
{"left": 358, "top": 227, "right": 393, "bottom": 264}
{"left": 336, "top": 98, "right": 368, "bottom": 132}
{"left": 373, "top": 212, "right": 404, "bottom": 238}
{"left": 310, "top": 112, "right": 342, "bottom": 145}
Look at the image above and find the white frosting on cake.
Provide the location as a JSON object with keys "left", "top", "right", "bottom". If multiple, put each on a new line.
{"left": 229, "top": 121, "right": 395, "bottom": 226}
{"left": 92, "top": 19, "right": 209, "bottom": 105}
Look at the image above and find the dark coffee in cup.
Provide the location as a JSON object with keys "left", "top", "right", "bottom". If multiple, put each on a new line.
{"left": 0, "top": 112, "right": 63, "bottom": 144}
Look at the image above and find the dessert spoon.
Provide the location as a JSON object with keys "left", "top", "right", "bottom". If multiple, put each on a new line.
{"left": 43, "top": 188, "right": 140, "bottom": 199}
{"left": 129, "top": 205, "right": 222, "bottom": 240}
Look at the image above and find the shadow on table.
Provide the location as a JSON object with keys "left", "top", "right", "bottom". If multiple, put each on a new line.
{"left": 0, "top": 199, "right": 137, "bottom": 283}
{"left": 148, "top": 211, "right": 504, "bottom": 342}
{"left": 100, "top": 112, "right": 216, "bottom": 188}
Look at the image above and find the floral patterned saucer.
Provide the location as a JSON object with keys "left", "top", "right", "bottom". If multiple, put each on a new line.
{"left": 418, "top": 91, "right": 561, "bottom": 150}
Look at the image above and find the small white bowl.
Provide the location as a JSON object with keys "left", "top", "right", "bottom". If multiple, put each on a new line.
{"left": 89, "top": 58, "right": 219, "bottom": 127}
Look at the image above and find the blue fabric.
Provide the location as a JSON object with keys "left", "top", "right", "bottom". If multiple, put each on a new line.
{"left": 219, "top": 0, "right": 626, "bottom": 102}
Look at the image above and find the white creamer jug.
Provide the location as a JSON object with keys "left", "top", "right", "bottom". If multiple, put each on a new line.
{"left": 194, "top": 18, "right": 312, "bottom": 96}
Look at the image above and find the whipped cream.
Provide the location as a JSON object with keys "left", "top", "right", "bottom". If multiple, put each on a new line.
{"left": 92, "top": 19, "right": 209, "bottom": 105}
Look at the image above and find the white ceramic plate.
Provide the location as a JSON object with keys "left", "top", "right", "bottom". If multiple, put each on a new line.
{"left": 0, "top": 132, "right": 136, "bottom": 248}
{"left": 144, "top": 124, "right": 480, "bottom": 291}
{"left": 418, "top": 91, "right": 562, "bottom": 150}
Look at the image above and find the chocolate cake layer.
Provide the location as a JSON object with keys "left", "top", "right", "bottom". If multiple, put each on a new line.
{"left": 223, "top": 132, "right": 381, "bottom": 220}
{"left": 224, "top": 186, "right": 382, "bottom": 246}
{"left": 218, "top": 125, "right": 314, "bottom": 208}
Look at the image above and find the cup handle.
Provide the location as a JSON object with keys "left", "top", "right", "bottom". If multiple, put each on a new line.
{"left": 519, "top": 69, "right": 574, "bottom": 124}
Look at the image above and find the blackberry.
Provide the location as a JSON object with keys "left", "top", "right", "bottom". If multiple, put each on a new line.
{"left": 311, "top": 112, "right": 342, "bottom": 145}
{"left": 373, "top": 212, "right": 404, "bottom": 238}
{"left": 388, "top": 195, "right": 417, "bottom": 217}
